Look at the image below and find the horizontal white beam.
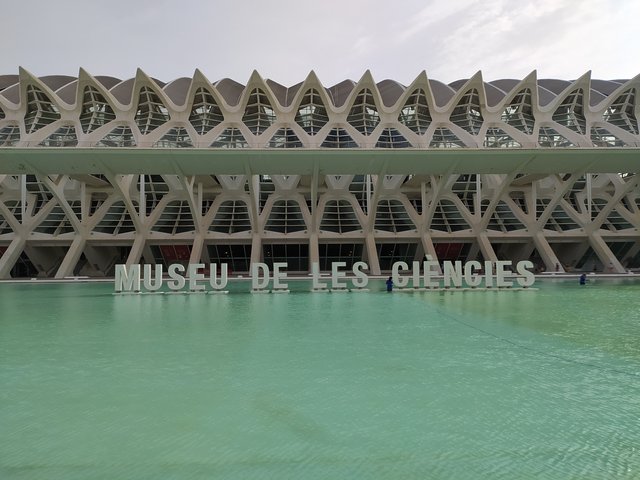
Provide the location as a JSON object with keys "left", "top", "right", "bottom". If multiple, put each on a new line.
{"left": 0, "top": 148, "right": 637, "bottom": 176}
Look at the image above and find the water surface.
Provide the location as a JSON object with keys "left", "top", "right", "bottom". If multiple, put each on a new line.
{"left": 1, "top": 280, "right": 639, "bottom": 479}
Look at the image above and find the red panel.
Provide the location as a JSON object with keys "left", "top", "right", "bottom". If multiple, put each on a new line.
{"left": 159, "top": 245, "right": 191, "bottom": 263}
{"left": 160, "top": 245, "right": 178, "bottom": 262}
{"left": 174, "top": 245, "right": 191, "bottom": 260}
{"left": 434, "top": 243, "right": 464, "bottom": 261}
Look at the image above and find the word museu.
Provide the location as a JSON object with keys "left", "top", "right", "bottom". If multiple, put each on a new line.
{"left": 114, "top": 260, "right": 535, "bottom": 293}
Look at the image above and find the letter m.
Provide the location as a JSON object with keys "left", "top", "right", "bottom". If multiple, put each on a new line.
{"left": 114, "top": 264, "right": 141, "bottom": 292}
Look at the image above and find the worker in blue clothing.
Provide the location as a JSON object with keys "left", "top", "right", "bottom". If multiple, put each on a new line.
{"left": 386, "top": 276, "right": 393, "bottom": 292}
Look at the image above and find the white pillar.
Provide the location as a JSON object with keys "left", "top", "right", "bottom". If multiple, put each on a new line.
{"left": 139, "top": 174, "right": 145, "bottom": 220}
{"left": 0, "top": 237, "right": 26, "bottom": 278}
{"left": 126, "top": 235, "right": 147, "bottom": 266}
{"left": 589, "top": 232, "right": 625, "bottom": 273}
{"left": 55, "top": 236, "right": 86, "bottom": 278}
{"left": 309, "top": 232, "right": 319, "bottom": 273}
{"left": 365, "top": 234, "right": 380, "bottom": 275}
{"left": 532, "top": 231, "right": 563, "bottom": 272}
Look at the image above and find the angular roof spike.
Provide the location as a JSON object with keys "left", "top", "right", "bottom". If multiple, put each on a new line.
{"left": 74, "top": 68, "right": 123, "bottom": 110}
{"left": 76, "top": 69, "right": 93, "bottom": 92}
{"left": 574, "top": 71, "right": 591, "bottom": 83}
{"left": 134, "top": 68, "right": 166, "bottom": 91}
{"left": 18, "top": 66, "right": 37, "bottom": 82}
{"left": 445, "top": 72, "right": 486, "bottom": 109}
{"left": 489, "top": 71, "right": 539, "bottom": 109}
{"left": 77, "top": 68, "right": 113, "bottom": 92}
{"left": 450, "top": 72, "right": 483, "bottom": 92}
{"left": 247, "top": 70, "right": 264, "bottom": 85}
{"left": 392, "top": 70, "right": 437, "bottom": 110}
{"left": 192, "top": 68, "right": 211, "bottom": 85}
{"left": 549, "top": 71, "right": 592, "bottom": 99}
{"left": 284, "top": 71, "right": 329, "bottom": 109}
{"left": 357, "top": 70, "right": 376, "bottom": 85}
{"left": 414, "top": 70, "right": 429, "bottom": 83}
{"left": 186, "top": 71, "right": 222, "bottom": 110}
{"left": 402, "top": 71, "right": 430, "bottom": 92}
{"left": 134, "top": 68, "right": 169, "bottom": 93}
{"left": 304, "top": 70, "right": 321, "bottom": 84}
{"left": 539, "top": 72, "right": 593, "bottom": 115}
{"left": 128, "top": 68, "right": 176, "bottom": 110}
{"left": 17, "top": 67, "right": 70, "bottom": 106}
{"left": 468, "top": 71, "right": 484, "bottom": 86}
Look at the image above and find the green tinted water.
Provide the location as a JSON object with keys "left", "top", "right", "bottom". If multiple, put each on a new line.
{"left": 1, "top": 280, "right": 639, "bottom": 479}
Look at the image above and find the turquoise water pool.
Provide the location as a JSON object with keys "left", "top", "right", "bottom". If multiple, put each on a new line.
{"left": 1, "top": 280, "right": 639, "bottom": 479}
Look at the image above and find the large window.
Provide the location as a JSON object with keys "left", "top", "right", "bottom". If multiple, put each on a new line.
{"left": 376, "top": 243, "right": 417, "bottom": 271}
{"left": 263, "top": 243, "right": 309, "bottom": 272}
{"left": 208, "top": 244, "right": 252, "bottom": 273}
{"left": 318, "top": 243, "right": 364, "bottom": 271}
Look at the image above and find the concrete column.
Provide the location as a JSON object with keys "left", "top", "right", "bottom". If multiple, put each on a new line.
{"left": 589, "top": 233, "right": 625, "bottom": 273}
{"left": 141, "top": 244, "right": 156, "bottom": 265}
{"left": 189, "top": 233, "right": 205, "bottom": 264}
{"left": 201, "top": 242, "right": 211, "bottom": 264}
{"left": 309, "top": 232, "right": 319, "bottom": 273}
{"left": 532, "top": 231, "right": 563, "bottom": 272}
{"left": 420, "top": 234, "right": 442, "bottom": 274}
{"left": 250, "top": 234, "right": 262, "bottom": 266}
{"left": 365, "top": 234, "right": 380, "bottom": 275}
{"left": 55, "top": 236, "right": 86, "bottom": 278}
{"left": 0, "top": 237, "right": 26, "bottom": 278}
{"left": 126, "top": 235, "right": 147, "bottom": 266}
{"left": 467, "top": 241, "right": 482, "bottom": 262}
{"left": 476, "top": 233, "right": 498, "bottom": 263}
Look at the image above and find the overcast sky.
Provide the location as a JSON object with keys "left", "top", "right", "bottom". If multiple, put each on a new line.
{"left": 2, "top": 0, "right": 638, "bottom": 86}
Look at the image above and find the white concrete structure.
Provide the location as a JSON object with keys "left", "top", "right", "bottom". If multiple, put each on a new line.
{"left": 0, "top": 68, "right": 638, "bottom": 278}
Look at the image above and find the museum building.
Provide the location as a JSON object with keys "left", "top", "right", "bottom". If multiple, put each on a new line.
{"left": 0, "top": 68, "right": 638, "bottom": 278}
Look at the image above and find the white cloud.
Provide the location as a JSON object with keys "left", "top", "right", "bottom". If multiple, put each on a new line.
{"left": 394, "top": 0, "right": 478, "bottom": 44}
{"left": 0, "top": 0, "right": 639, "bottom": 86}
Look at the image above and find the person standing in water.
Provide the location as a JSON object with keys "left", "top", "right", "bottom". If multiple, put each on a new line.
{"left": 579, "top": 273, "right": 587, "bottom": 285}
{"left": 386, "top": 276, "right": 393, "bottom": 292}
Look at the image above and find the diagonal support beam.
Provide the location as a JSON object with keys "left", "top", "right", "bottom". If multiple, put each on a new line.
{"left": 0, "top": 237, "right": 27, "bottom": 279}
{"left": 38, "top": 174, "right": 83, "bottom": 234}
{"left": 55, "top": 236, "right": 86, "bottom": 278}
{"left": 588, "top": 175, "right": 640, "bottom": 232}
